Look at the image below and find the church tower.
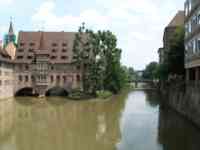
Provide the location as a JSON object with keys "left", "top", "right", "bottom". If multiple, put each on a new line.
{"left": 3, "top": 19, "right": 17, "bottom": 60}
{"left": 4, "top": 19, "right": 16, "bottom": 48}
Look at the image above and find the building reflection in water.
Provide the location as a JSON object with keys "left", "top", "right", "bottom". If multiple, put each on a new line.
{"left": 0, "top": 98, "right": 15, "bottom": 149}
{"left": 158, "top": 105, "right": 200, "bottom": 150}
{"left": 0, "top": 93, "right": 127, "bottom": 150}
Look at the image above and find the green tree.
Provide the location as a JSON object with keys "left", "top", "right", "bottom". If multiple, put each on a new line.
{"left": 73, "top": 24, "right": 128, "bottom": 95}
{"left": 143, "top": 62, "right": 159, "bottom": 80}
{"left": 167, "top": 26, "right": 185, "bottom": 77}
{"left": 157, "top": 26, "right": 185, "bottom": 81}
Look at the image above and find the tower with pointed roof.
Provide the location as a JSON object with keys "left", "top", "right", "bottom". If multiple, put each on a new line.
{"left": 3, "top": 19, "right": 16, "bottom": 48}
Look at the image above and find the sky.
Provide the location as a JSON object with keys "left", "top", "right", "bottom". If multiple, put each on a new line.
{"left": 0, "top": 0, "right": 184, "bottom": 70}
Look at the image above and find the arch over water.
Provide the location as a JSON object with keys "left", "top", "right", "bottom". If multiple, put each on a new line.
{"left": 15, "top": 87, "right": 36, "bottom": 96}
{"left": 45, "top": 87, "right": 69, "bottom": 97}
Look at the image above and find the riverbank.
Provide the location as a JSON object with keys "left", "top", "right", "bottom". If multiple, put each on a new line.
{"left": 67, "top": 86, "right": 133, "bottom": 101}
{"left": 160, "top": 81, "right": 200, "bottom": 128}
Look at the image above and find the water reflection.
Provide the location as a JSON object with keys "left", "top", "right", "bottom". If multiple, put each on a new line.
{"left": 117, "top": 91, "right": 161, "bottom": 150}
{"left": 117, "top": 90, "right": 200, "bottom": 150}
{"left": 158, "top": 105, "right": 200, "bottom": 150}
{"left": 0, "top": 93, "right": 127, "bottom": 150}
{"left": 0, "top": 91, "right": 199, "bottom": 150}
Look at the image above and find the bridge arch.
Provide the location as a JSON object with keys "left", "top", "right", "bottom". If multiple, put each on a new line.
{"left": 45, "top": 86, "right": 69, "bottom": 97}
{"left": 15, "top": 87, "right": 37, "bottom": 96}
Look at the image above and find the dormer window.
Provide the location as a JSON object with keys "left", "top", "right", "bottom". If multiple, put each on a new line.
{"left": 51, "top": 56, "right": 57, "bottom": 59}
{"left": 52, "top": 43, "right": 58, "bottom": 47}
{"left": 30, "top": 42, "right": 35, "bottom": 46}
{"left": 62, "top": 49, "right": 67, "bottom": 52}
{"left": 52, "top": 49, "right": 57, "bottom": 52}
{"left": 61, "top": 56, "right": 68, "bottom": 59}
{"left": 20, "top": 43, "right": 25, "bottom": 47}
{"left": 62, "top": 43, "right": 67, "bottom": 47}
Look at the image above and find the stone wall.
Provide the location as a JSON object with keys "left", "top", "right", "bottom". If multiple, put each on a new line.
{"left": 162, "top": 81, "right": 200, "bottom": 127}
{"left": 0, "top": 62, "right": 14, "bottom": 99}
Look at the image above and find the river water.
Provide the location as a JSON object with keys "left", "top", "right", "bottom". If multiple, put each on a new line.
{"left": 0, "top": 90, "right": 199, "bottom": 150}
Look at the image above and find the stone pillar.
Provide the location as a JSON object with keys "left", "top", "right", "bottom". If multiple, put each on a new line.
{"left": 186, "top": 69, "right": 190, "bottom": 82}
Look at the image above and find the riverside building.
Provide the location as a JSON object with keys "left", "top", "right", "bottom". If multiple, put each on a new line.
{"left": 158, "top": 11, "right": 184, "bottom": 65}
{"left": 14, "top": 31, "right": 82, "bottom": 96}
{"left": 184, "top": 0, "right": 200, "bottom": 81}
{"left": 0, "top": 20, "right": 82, "bottom": 98}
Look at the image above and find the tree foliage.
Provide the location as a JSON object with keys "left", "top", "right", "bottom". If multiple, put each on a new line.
{"left": 143, "top": 62, "right": 158, "bottom": 80}
{"left": 157, "top": 26, "right": 185, "bottom": 81}
{"left": 73, "top": 23, "right": 129, "bottom": 95}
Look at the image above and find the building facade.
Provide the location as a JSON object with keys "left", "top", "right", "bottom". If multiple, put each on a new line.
{"left": 14, "top": 31, "right": 82, "bottom": 96}
{"left": 184, "top": 0, "right": 200, "bottom": 81}
{"left": 158, "top": 11, "right": 184, "bottom": 65}
{"left": 0, "top": 48, "right": 14, "bottom": 99}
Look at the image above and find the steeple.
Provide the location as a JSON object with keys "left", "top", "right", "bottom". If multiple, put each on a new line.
{"left": 8, "top": 17, "right": 14, "bottom": 35}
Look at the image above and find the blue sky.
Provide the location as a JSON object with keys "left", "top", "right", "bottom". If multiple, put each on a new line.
{"left": 0, "top": 0, "right": 184, "bottom": 70}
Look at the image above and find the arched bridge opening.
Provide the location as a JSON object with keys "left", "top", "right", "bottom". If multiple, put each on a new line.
{"left": 15, "top": 87, "right": 38, "bottom": 97}
{"left": 45, "top": 87, "right": 69, "bottom": 97}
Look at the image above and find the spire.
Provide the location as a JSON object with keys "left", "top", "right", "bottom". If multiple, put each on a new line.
{"left": 8, "top": 17, "right": 14, "bottom": 35}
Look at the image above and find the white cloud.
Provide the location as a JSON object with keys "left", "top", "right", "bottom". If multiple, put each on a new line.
{"left": 31, "top": 0, "right": 183, "bottom": 70}
{"left": 0, "top": 0, "right": 13, "bottom": 5}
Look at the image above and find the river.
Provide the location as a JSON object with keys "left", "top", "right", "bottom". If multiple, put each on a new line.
{"left": 0, "top": 90, "right": 199, "bottom": 150}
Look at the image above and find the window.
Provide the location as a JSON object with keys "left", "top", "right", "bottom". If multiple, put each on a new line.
{"left": 62, "top": 43, "right": 67, "bottom": 47}
{"left": 51, "top": 66, "right": 54, "bottom": 70}
{"left": 63, "top": 76, "right": 66, "bottom": 83}
{"left": 27, "top": 56, "right": 33, "bottom": 59}
{"left": 18, "top": 49, "right": 24, "bottom": 52}
{"left": 76, "top": 75, "right": 80, "bottom": 82}
{"left": 52, "top": 49, "right": 57, "bottom": 52}
{"left": 19, "top": 75, "right": 22, "bottom": 82}
{"left": 25, "top": 65, "right": 29, "bottom": 70}
{"left": 62, "top": 49, "right": 67, "bottom": 52}
{"left": 61, "top": 56, "right": 68, "bottom": 59}
{"left": 77, "top": 65, "right": 81, "bottom": 70}
{"left": 51, "top": 56, "right": 57, "bottom": 59}
{"left": 30, "top": 42, "right": 35, "bottom": 46}
{"left": 56, "top": 75, "right": 60, "bottom": 82}
{"left": 17, "top": 56, "right": 23, "bottom": 59}
{"left": 52, "top": 43, "right": 58, "bottom": 47}
{"left": 198, "top": 39, "right": 200, "bottom": 51}
{"left": 20, "top": 43, "right": 25, "bottom": 46}
{"left": 51, "top": 76, "right": 54, "bottom": 83}
{"left": 31, "top": 75, "right": 35, "bottom": 81}
{"left": 25, "top": 76, "right": 29, "bottom": 82}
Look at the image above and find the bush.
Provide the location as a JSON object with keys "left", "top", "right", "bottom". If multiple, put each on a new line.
{"left": 97, "top": 91, "right": 113, "bottom": 99}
